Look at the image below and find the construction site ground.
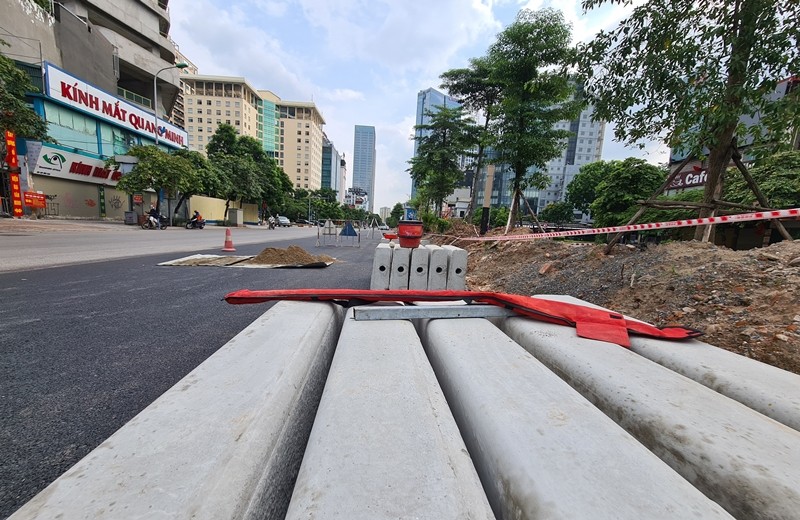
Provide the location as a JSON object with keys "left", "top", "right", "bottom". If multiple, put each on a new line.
{"left": 431, "top": 222, "right": 800, "bottom": 375}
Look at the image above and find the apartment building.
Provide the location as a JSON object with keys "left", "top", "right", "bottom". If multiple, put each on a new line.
{"left": 277, "top": 101, "right": 326, "bottom": 191}
{"left": 179, "top": 75, "right": 263, "bottom": 153}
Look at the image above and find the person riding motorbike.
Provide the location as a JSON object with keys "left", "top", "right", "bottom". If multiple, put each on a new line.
{"left": 148, "top": 204, "right": 160, "bottom": 229}
{"left": 191, "top": 210, "right": 203, "bottom": 223}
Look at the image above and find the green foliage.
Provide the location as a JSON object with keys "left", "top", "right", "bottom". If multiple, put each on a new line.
{"left": 724, "top": 150, "right": 800, "bottom": 208}
{"left": 0, "top": 43, "right": 49, "bottom": 141}
{"left": 387, "top": 203, "right": 404, "bottom": 227}
{"left": 539, "top": 201, "right": 575, "bottom": 225}
{"left": 471, "top": 206, "right": 510, "bottom": 228}
{"left": 113, "top": 145, "right": 194, "bottom": 197}
{"left": 637, "top": 189, "right": 705, "bottom": 224}
{"left": 408, "top": 105, "right": 475, "bottom": 216}
{"left": 577, "top": 1, "right": 800, "bottom": 157}
{"left": 588, "top": 158, "right": 667, "bottom": 227}
{"left": 487, "top": 8, "right": 584, "bottom": 217}
{"left": 566, "top": 161, "right": 606, "bottom": 213}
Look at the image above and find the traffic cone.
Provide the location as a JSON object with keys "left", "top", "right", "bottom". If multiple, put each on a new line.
{"left": 222, "top": 228, "right": 236, "bottom": 252}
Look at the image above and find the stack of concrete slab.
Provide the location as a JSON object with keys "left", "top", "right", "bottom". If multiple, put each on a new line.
{"left": 371, "top": 243, "right": 467, "bottom": 290}
{"left": 11, "top": 298, "right": 800, "bottom": 520}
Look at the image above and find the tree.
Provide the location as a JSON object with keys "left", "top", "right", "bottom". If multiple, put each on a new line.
{"left": 539, "top": 201, "right": 575, "bottom": 227}
{"left": 577, "top": 0, "right": 800, "bottom": 240}
{"left": 113, "top": 145, "right": 195, "bottom": 210}
{"left": 169, "top": 149, "right": 221, "bottom": 220}
{"left": 566, "top": 161, "right": 606, "bottom": 214}
{"left": 588, "top": 158, "right": 667, "bottom": 228}
{"left": 440, "top": 56, "right": 503, "bottom": 218}
{"left": 724, "top": 150, "right": 800, "bottom": 209}
{"left": 487, "top": 8, "right": 583, "bottom": 232}
{"left": 1, "top": 41, "right": 48, "bottom": 142}
{"left": 387, "top": 203, "right": 404, "bottom": 227}
{"left": 408, "top": 105, "right": 475, "bottom": 216}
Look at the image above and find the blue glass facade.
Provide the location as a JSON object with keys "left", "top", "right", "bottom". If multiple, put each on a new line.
{"left": 412, "top": 88, "right": 460, "bottom": 196}
{"left": 353, "top": 125, "right": 376, "bottom": 212}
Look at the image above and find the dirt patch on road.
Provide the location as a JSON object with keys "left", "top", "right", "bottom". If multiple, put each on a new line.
{"left": 432, "top": 223, "right": 800, "bottom": 375}
{"left": 247, "top": 245, "right": 335, "bottom": 266}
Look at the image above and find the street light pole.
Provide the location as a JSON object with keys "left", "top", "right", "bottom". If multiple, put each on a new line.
{"left": 153, "top": 62, "right": 188, "bottom": 146}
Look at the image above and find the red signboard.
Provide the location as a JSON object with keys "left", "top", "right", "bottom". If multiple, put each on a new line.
{"left": 10, "top": 173, "right": 24, "bottom": 217}
{"left": 4, "top": 130, "right": 18, "bottom": 168}
{"left": 24, "top": 191, "right": 47, "bottom": 209}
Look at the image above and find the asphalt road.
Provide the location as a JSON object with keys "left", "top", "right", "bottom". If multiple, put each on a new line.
{"left": 0, "top": 222, "right": 381, "bottom": 518}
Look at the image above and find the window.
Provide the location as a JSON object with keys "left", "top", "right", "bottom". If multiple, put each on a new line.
{"left": 235, "top": 120, "right": 240, "bottom": 126}
{"left": 198, "top": 117, "right": 203, "bottom": 123}
{"left": 226, "top": 120, "right": 231, "bottom": 124}
{"left": 198, "top": 127, "right": 203, "bottom": 132}
{"left": 207, "top": 127, "right": 212, "bottom": 133}
{"left": 216, "top": 110, "right": 221, "bottom": 115}
{"left": 216, "top": 100, "right": 221, "bottom": 106}
{"left": 235, "top": 111, "right": 240, "bottom": 117}
{"left": 226, "top": 101, "right": 231, "bottom": 107}
{"left": 235, "top": 101, "right": 240, "bottom": 107}
{"left": 206, "top": 109, "right": 211, "bottom": 115}
{"left": 226, "top": 110, "right": 231, "bottom": 116}
{"left": 188, "top": 126, "right": 194, "bottom": 131}
{"left": 207, "top": 100, "right": 212, "bottom": 105}
{"left": 188, "top": 117, "right": 194, "bottom": 123}
{"left": 188, "top": 108, "right": 193, "bottom": 114}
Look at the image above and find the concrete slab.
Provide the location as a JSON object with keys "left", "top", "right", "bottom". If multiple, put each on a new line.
{"left": 388, "top": 247, "right": 411, "bottom": 290}
{"left": 285, "top": 307, "right": 494, "bottom": 519}
{"left": 499, "top": 308, "right": 800, "bottom": 520}
{"left": 416, "top": 317, "right": 733, "bottom": 520}
{"left": 536, "top": 295, "right": 800, "bottom": 433}
{"left": 369, "top": 243, "right": 393, "bottom": 290}
{"left": 442, "top": 245, "right": 467, "bottom": 290}
{"left": 10, "top": 301, "right": 344, "bottom": 520}
{"left": 408, "top": 246, "right": 431, "bottom": 290}
{"left": 425, "top": 244, "right": 448, "bottom": 290}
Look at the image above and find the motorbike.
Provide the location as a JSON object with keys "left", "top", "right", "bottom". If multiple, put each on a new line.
{"left": 185, "top": 216, "right": 206, "bottom": 229}
{"left": 141, "top": 214, "right": 168, "bottom": 230}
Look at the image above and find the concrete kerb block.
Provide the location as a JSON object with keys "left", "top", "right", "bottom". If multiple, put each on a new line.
{"left": 388, "top": 247, "right": 411, "bottom": 290}
{"left": 10, "top": 301, "right": 345, "bottom": 520}
{"left": 442, "top": 245, "right": 467, "bottom": 290}
{"left": 425, "top": 244, "right": 448, "bottom": 290}
{"left": 536, "top": 295, "right": 800, "bottom": 433}
{"left": 499, "top": 305, "right": 800, "bottom": 520}
{"left": 414, "top": 317, "right": 732, "bottom": 519}
{"left": 409, "top": 247, "right": 431, "bottom": 290}
{"left": 370, "top": 243, "right": 393, "bottom": 290}
{"left": 285, "top": 307, "right": 494, "bottom": 519}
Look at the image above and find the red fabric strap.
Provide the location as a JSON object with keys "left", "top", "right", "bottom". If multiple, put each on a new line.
{"left": 224, "top": 288, "right": 702, "bottom": 347}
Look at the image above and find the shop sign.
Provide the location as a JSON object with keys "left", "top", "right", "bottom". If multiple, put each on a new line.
{"left": 10, "top": 173, "right": 23, "bottom": 216}
{"left": 31, "top": 143, "right": 121, "bottom": 186}
{"left": 668, "top": 168, "right": 708, "bottom": 190}
{"left": 24, "top": 191, "right": 47, "bottom": 208}
{"left": 4, "top": 130, "right": 18, "bottom": 168}
{"left": 43, "top": 62, "right": 188, "bottom": 148}
{"left": 133, "top": 193, "right": 143, "bottom": 204}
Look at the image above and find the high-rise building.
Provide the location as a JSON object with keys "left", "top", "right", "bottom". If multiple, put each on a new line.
{"left": 276, "top": 101, "right": 325, "bottom": 191}
{"left": 322, "top": 135, "right": 346, "bottom": 202}
{"left": 412, "top": 88, "right": 461, "bottom": 197}
{"left": 353, "top": 125, "right": 376, "bottom": 213}
{"left": 179, "top": 75, "right": 264, "bottom": 153}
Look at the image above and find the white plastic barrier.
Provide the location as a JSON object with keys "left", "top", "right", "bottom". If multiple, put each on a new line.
{"left": 415, "top": 317, "right": 733, "bottom": 520}
{"left": 408, "top": 246, "right": 431, "bottom": 290}
{"left": 10, "top": 301, "right": 344, "bottom": 520}
{"left": 387, "top": 246, "right": 410, "bottom": 290}
{"left": 286, "top": 307, "right": 494, "bottom": 519}
{"left": 442, "top": 244, "right": 468, "bottom": 290}
{"left": 499, "top": 299, "right": 800, "bottom": 520}
{"left": 425, "top": 244, "right": 449, "bottom": 290}
{"left": 369, "top": 242, "right": 393, "bottom": 290}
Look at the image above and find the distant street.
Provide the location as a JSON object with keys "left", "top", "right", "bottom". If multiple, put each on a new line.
{"left": 0, "top": 220, "right": 381, "bottom": 518}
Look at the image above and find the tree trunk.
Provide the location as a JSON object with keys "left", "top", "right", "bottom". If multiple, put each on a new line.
{"left": 505, "top": 189, "right": 519, "bottom": 235}
{"left": 692, "top": 131, "right": 735, "bottom": 242}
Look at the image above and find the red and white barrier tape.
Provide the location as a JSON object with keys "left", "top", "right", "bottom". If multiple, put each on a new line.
{"left": 461, "top": 208, "right": 800, "bottom": 242}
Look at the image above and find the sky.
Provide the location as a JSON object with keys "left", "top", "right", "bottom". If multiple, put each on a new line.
{"left": 168, "top": 0, "right": 670, "bottom": 211}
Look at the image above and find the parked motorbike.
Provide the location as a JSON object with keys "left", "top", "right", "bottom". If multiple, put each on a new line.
{"left": 141, "top": 214, "right": 168, "bottom": 230}
{"left": 185, "top": 216, "right": 205, "bottom": 229}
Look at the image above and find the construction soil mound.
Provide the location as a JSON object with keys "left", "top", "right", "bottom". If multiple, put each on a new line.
{"left": 248, "top": 245, "right": 335, "bottom": 266}
{"left": 431, "top": 223, "right": 800, "bottom": 375}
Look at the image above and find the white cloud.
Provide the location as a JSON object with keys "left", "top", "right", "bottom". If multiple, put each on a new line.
{"left": 167, "top": 0, "right": 665, "bottom": 210}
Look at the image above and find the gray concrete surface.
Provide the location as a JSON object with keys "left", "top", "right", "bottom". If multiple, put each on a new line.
{"left": 409, "top": 246, "right": 431, "bottom": 290}
{"left": 286, "top": 307, "right": 494, "bottom": 519}
{"left": 369, "top": 242, "right": 392, "bottom": 289}
{"left": 416, "top": 317, "right": 732, "bottom": 520}
{"left": 388, "top": 246, "right": 410, "bottom": 290}
{"left": 9, "top": 301, "right": 343, "bottom": 520}
{"left": 538, "top": 295, "right": 800, "bottom": 433}
{"left": 500, "top": 309, "right": 800, "bottom": 520}
{"left": 425, "top": 244, "right": 448, "bottom": 290}
{"left": 0, "top": 218, "right": 318, "bottom": 272}
{"left": 442, "top": 244, "right": 467, "bottom": 290}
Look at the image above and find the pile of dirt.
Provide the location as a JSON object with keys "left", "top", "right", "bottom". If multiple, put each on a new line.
{"left": 432, "top": 228, "right": 800, "bottom": 375}
{"left": 249, "top": 245, "right": 335, "bottom": 265}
